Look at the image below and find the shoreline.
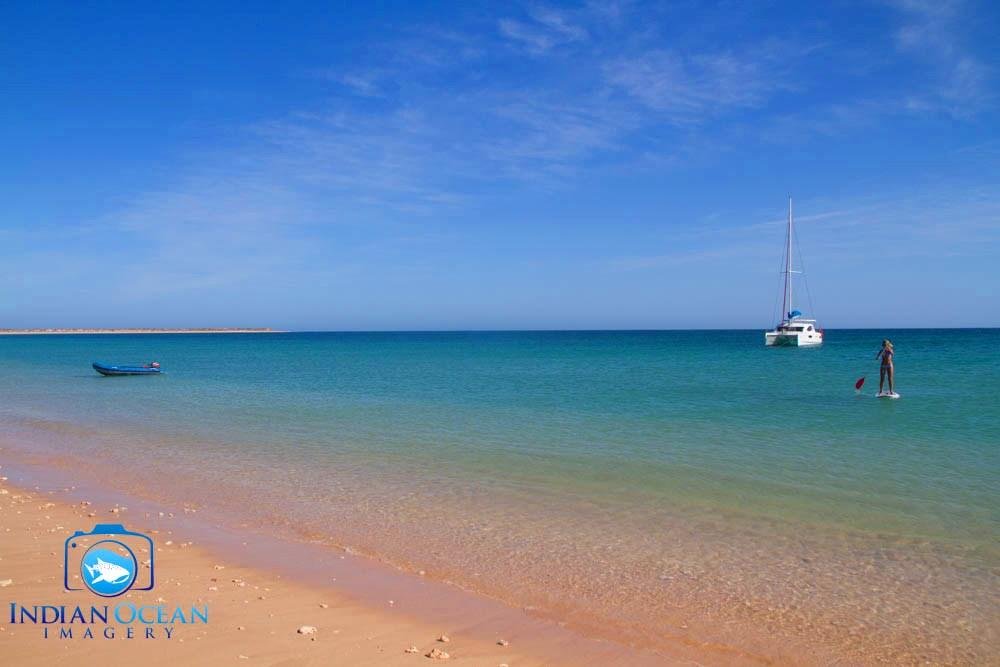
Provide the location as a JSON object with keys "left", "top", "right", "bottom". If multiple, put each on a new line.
{"left": 2, "top": 326, "right": 997, "bottom": 666}
{"left": 2, "top": 418, "right": 994, "bottom": 665}
{"left": 0, "top": 431, "right": 803, "bottom": 665}
{"left": 0, "top": 458, "right": 705, "bottom": 666}
{"left": 0, "top": 329, "right": 281, "bottom": 335}
{"left": 0, "top": 476, "right": 545, "bottom": 665}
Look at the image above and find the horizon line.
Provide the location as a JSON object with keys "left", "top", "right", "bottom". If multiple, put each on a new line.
{"left": 3, "top": 326, "right": 997, "bottom": 334}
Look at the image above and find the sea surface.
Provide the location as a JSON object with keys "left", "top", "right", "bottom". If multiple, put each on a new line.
{"left": 1, "top": 330, "right": 997, "bottom": 663}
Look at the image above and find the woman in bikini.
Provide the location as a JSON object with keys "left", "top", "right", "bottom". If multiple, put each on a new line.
{"left": 876, "top": 339, "right": 895, "bottom": 394}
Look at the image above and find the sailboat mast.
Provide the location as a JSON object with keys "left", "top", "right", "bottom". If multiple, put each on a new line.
{"left": 787, "top": 197, "right": 793, "bottom": 320}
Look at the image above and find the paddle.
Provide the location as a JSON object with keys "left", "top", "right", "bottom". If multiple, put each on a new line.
{"left": 856, "top": 344, "right": 892, "bottom": 394}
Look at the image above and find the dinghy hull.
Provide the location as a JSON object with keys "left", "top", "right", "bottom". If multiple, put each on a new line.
{"left": 92, "top": 362, "right": 162, "bottom": 376}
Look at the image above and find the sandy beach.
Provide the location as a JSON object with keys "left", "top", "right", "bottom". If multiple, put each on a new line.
{"left": 0, "top": 476, "right": 557, "bottom": 666}
{"left": 1, "top": 463, "right": 730, "bottom": 667}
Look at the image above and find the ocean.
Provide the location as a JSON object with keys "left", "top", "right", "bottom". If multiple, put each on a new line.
{"left": 1, "top": 330, "right": 997, "bottom": 662}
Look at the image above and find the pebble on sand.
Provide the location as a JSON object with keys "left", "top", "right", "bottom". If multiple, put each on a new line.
{"left": 318, "top": 603, "right": 329, "bottom": 609}
{"left": 437, "top": 634, "right": 450, "bottom": 643}
{"left": 0, "top": 580, "right": 12, "bottom": 587}
{"left": 404, "top": 646, "right": 419, "bottom": 653}
{"left": 426, "top": 648, "right": 450, "bottom": 660}
{"left": 497, "top": 639, "right": 509, "bottom": 647}
{"left": 297, "top": 625, "right": 317, "bottom": 636}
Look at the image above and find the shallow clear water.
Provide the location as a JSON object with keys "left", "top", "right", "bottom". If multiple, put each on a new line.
{"left": 1, "top": 330, "right": 998, "bottom": 663}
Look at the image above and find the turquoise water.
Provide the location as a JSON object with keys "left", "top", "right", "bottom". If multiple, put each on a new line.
{"left": 1, "top": 330, "right": 998, "bottom": 662}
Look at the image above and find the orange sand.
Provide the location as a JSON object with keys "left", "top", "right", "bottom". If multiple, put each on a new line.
{"left": 0, "top": 480, "right": 559, "bottom": 666}
{"left": 2, "top": 475, "right": 722, "bottom": 666}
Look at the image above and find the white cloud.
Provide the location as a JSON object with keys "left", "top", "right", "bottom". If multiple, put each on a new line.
{"left": 604, "top": 45, "right": 794, "bottom": 122}
{"left": 498, "top": 6, "right": 588, "bottom": 54}
{"left": 59, "top": 2, "right": 995, "bottom": 305}
{"left": 607, "top": 187, "right": 1000, "bottom": 273}
{"left": 336, "top": 72, "right": 383, "bottom": 97}
{"left": 528, "top": 6, "right": 589, "bottom": 42}
{"left": 890, "top": 0, "right": 993, "bottom": 115}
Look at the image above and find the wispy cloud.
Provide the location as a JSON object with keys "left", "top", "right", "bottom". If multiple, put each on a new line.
{"left": 890, "top": 0, "right": 993, "bottom": 116}
{"left": 604, "top": 46, "right": 794, "bottom": 122}
{"left": 43, "top": 1, "right": 995, "bottom": 311}
{"left": 334, "top": 71, "right": 384, "bottom": 97}
{"left": 498, "top": 6, "right": 588, "bottom": 54}
{"left": 607, "top": 187, "right": 1000, "bottom": 273}
{"left": 528, "top": 6, "right": 589, "bottom": 41}
{"left": 477, "top": 96, "right": 634, "bottom": 178}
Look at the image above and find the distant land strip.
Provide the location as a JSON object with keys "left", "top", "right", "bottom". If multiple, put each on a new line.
{"left": 0, "top": 328, "right": 281, "bottom": 335}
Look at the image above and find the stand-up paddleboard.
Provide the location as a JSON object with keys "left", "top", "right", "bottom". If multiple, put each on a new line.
{"left": 876, "top": 391, "right": 900, "bottom": 399}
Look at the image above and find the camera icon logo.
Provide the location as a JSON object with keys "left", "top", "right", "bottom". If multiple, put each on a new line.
{"left": 64, "top": 524, "right": 155, "bottom": 597}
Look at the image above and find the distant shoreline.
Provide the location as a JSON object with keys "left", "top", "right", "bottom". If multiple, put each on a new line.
{"left": 0, "top": 328, "right": 281, "bottom": 335}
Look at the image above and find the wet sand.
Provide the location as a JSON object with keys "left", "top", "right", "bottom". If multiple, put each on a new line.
{"left": 1, "top": 468, "right": 727, "bottom": 666}
{"left": 3, "top": 444, "right": 995, "bottom": 666}
{"left": 0, "top": 478, "right": 558, "bottom": 666}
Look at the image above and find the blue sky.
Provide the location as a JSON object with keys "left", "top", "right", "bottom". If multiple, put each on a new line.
{"left": 2, "top": 0, "right": 997, "bottom": 329}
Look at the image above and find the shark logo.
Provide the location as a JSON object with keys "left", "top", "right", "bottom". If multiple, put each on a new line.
{"left": 64, "top": 524, "right": 155, "bottom": 597}
{"left": 79, "top": 542, "right": 137, "bottom": 597}
{"left": 85, "top": 557, "right": 132, "bottom": 585}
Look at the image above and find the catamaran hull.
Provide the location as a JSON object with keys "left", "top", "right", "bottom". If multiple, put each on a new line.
{"left": 764, "top": 332, "right": 822, "bottom": 347}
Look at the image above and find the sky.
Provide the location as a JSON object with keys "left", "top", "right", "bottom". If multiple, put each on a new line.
{"left": 2, "top": 0, "right": 998, "bottom": 330}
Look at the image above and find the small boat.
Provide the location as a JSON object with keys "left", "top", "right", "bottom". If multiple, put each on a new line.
{"left": 765, "top": 198, "right": 823, "bottom": 347}
{"left": 92, "top": 361, "right": 162, "bottom": 376}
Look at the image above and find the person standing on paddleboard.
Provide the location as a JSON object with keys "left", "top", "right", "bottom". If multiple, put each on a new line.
{"left": 876, "top": 339, "right": 895, "bottom": 395}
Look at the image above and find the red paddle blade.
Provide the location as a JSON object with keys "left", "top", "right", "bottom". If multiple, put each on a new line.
{"left": 855, "top": 377, "right": 866, "bottom": 390}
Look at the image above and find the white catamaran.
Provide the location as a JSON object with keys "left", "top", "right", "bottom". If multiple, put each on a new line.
{"left": 765, "top": 198, "right": 823, "bottom": 347}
